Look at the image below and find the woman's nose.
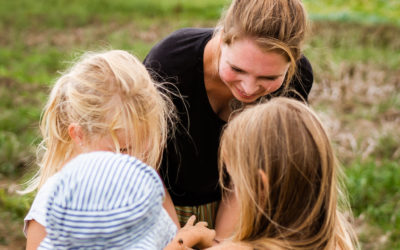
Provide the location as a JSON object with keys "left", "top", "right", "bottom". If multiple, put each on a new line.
{"left": 241, "top": 77, "right": 259, "bottom": 95}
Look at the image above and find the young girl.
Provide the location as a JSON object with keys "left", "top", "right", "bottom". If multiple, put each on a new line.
{"left": 212, "top": 98, "right": 358, "bottom": 249}
{"left": 23, "top": 50, "right": 212, "bottom": 249}
{"left": 37, "top": 151, "right": 215, "bottom": 249}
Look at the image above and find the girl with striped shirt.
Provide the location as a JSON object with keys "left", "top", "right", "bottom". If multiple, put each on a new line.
{"left": 23, "top": 50, "right": 215, "bottom": 249}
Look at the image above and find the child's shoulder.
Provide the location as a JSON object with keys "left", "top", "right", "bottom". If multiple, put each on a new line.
{"left": 207, "top": 241, "right": 252, "bottom": 250}
{"left": 24, "top": 173, "right": 62, "bottom": 234}
{"left": 34, "top": 172, "right": 61, "bottom": 200}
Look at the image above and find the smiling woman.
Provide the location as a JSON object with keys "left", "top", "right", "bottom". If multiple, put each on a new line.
{"left": 143, "top": 0, "right": 314, "bottom": 235}
{"left": 218, "top": 38, "right": 290, "bottom": 103}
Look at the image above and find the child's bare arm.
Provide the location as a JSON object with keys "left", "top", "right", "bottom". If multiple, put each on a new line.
{"left": 165, "top": 215, "right": 216, "bottom": 249}
{"left": 26, "top": 220, "right": 46, "bottom": 250}
{"left": 215, "top": 190, "right": 240, "bottom": 241}
{"left": 163, "top": 185, "right": 181, "bottom": 228}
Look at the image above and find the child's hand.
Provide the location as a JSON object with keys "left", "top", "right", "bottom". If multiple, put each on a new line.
{"left": 166, "top": 215, "right": 216, "bottom": 249}
{"left": 181, "top": 215, "right": 216, "bottom": 248}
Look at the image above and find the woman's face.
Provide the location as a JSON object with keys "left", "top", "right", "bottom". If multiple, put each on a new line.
{"left": 219, "top": 38, "right": 290, "bottom": 103}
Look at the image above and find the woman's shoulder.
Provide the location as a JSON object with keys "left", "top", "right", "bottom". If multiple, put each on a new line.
{"left": 155, "top": 27, "right": 213, "bottom": 49}
{"left": 280, "top": 54, "right": 314, "bottom": 101}
{"left": 144, "top": 28, "right": 213, "bottom": 75}
{"left": 145, "top": 28, "right": 213, "bottom": 57}
{"left": 170, "top": 27, "right": 214, "bottom": 39}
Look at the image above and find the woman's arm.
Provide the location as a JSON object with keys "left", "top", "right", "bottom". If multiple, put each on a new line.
{"left": 26, "top": 220, "right": 46, "bottom": 250}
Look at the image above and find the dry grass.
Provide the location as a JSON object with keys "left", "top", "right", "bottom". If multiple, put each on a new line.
{"left": 310, "top": 62, "right": 400, "bottom": 164}
{"left": 307, "top": 22, "right": 400, "bottom": 249}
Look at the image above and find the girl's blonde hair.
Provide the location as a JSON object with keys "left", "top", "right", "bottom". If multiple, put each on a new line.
{"left": 25, "top": 50, "right": 175, "bottom": 192}
{"left": 219, "top": 98, "right": 358, "bottom": 249}
{"left": 215, "top": 0, "right": 308, "bottom": 93}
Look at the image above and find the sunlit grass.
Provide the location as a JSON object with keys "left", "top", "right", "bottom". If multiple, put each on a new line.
{"left": 304, "top": 0, "right": 400, "bottom": 26}
{"left": 0, "top": 0, "right": 227, "bottom": 30}
{"left": 346, "top": 160, "right": 400, "bottom": 249}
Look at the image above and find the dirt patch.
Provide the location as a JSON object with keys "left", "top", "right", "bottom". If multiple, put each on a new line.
{"left": 309, "top": 21, "right": 400, "bottom": 51}
{"left": 20, "top": 20, "right": 176, "bottom": 48}
{"left": 0, "top": 77, "right": 48, "bottom": 107}
{"left": 0, "top": 213, "right": 26, "bottom": 250}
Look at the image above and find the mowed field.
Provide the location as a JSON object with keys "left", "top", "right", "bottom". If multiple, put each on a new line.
{"left": 0, "top": 0, "right": 399, "bottom": 249}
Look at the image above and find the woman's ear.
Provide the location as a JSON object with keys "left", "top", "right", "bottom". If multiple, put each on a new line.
{"left": 68, "top": 123, "right": 84, "bottom": 146}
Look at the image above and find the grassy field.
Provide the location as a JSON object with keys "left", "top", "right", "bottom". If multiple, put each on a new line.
{"left": 0, "top": 0, "right": 399, "bottom": 249}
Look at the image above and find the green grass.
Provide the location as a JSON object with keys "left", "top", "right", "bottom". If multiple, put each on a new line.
{"left": 346, "top": 160, "right": 400, "bottom": 249}
{"left": 304, "top": 0, "right": 400, "bottom": 25}
{"left": 0, "top": 0, "right": 399, "bottom": 249}
{"left": 0, "top": 189, "right": 33, "bottom": 221}
{"left": 0, "top": 188, "right": 34, "bottom": 248}
{"left": 0, "top": 0, "right": 228, "bottom": 30}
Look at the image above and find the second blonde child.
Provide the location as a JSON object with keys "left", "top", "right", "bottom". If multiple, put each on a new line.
{"left": 213, "top": 98, "right": 358, "bottom": 249}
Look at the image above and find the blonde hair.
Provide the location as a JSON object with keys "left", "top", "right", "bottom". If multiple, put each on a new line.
{"left": 219, "top": 98, "right": 358, "bottom": 249}
{"left": 25, "top": 50, "right": 175, "bottom": 192}
{"left": 215, "top": 0, "right": 308, "bottom": 92}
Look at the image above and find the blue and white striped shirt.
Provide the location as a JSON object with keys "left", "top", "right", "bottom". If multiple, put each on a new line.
{"left": 38, "top": 151, "right": 177, "bottom": 250}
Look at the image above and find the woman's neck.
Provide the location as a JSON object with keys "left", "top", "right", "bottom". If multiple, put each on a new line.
{"left": 203, "top": 36, "right": 234, "bottom": 121}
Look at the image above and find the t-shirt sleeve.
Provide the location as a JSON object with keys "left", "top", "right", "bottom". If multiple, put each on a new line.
{"left": 292, "top": 55, "right": 314, "bottom": 101}
{"left": 143, "top": 29, "right": 187, "bottom": 83}
{"left": 23, "top": 175, "right": 59, "bottom": 237}
{"left": 143, "top": 35, "right": 175, "bottom": 83}
{"left": 143, "top": 28, "right": 212, "bottom": 84}
{"left": 271, "top": 55, "right": 314, "bottom": 102}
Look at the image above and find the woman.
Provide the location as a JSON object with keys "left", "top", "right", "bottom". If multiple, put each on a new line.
{"left": 143, "top": 0, "right": 313, "bottom": 234}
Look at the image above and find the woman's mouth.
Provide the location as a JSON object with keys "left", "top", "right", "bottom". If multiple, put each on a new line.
{"left": 235, "top": 87, "right": 256, "bottom": 100}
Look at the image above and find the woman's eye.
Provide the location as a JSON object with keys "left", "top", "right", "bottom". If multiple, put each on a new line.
{"left": 231, "top": 66, "right": 244, "bottom": 73}
{"left": 120, "top": 148, "right": 128, "bottom": 153}
{"left": 261, "top": 77, "right": 278, "bottom": 81}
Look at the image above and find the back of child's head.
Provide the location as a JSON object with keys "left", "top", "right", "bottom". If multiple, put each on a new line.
{"left": 219, "top": 97, "right": 357, "bottom": 249}
{"left": 27, "top": 50, "right": 175, "bottom": 192}
{"left": 38, "top": 151, "right": 177, "bottom": 250}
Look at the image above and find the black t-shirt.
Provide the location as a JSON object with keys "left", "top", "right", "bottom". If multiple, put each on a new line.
{"left": 144, "top": 28, "right": 313, "bottom": 206}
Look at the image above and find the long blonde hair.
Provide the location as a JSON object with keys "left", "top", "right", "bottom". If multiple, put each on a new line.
{"left": 219, "top": 98, "right": 358, "bottom": 249}
{"left": 215, "top": 0, "right": 308, "bottom": 92}
{"left": 25, "top": 50, "right": 175, "bottom": 193}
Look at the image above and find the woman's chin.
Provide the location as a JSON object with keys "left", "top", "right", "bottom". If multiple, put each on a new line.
{"left": 233, "top": 94, "right": 259, "bottom": 103}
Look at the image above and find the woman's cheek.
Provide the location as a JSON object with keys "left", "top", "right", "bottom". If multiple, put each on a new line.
{"left": 220, "top": 65, "right": 237, "bottom": 83}
{"left": 268, "top": 78, "right": 285, "bottom": 93}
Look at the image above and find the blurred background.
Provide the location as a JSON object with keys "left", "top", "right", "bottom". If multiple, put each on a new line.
{"left": 0, "top": 0, "right": 399, "bottom": 249}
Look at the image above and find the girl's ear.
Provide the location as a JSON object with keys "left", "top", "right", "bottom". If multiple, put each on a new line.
{"left": 258, "top": 169, "right": 268, "bottom": 189}
{"left": 68, "top": 123, "right": 84, "bottom": 146}
{"left": 258, "top": 169, "right": 269, "bottom": 204}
